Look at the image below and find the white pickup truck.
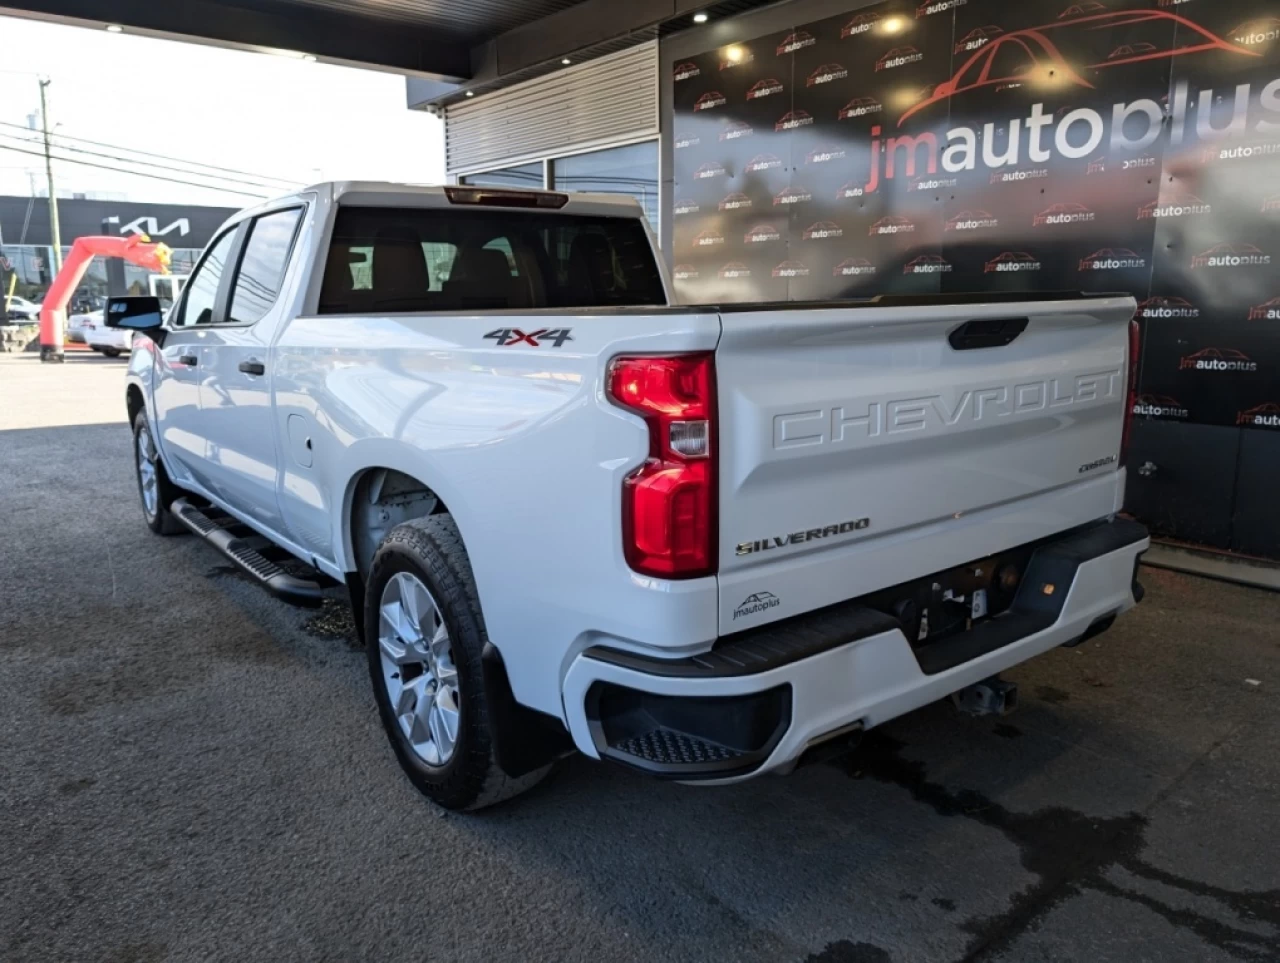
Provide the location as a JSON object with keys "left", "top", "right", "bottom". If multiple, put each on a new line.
{"left": 114, "top": 181, "right": 1148, "bottom": 810}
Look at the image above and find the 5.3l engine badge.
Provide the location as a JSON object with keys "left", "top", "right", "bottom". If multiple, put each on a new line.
{"left": 736, "top": 517, "right": 870, "bottom": 557}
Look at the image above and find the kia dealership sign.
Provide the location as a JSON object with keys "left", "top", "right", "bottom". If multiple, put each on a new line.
{"left": 669, "top": 0, "right": 1280, "bottom": 431}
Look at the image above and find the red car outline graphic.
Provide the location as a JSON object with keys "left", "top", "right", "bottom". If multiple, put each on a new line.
{"left": 837, "top": 181, "right": 867, "bottom": 199}
{"left": 904, "top": 255, "right": 952, "bottom": 274}
{"left": 718, "top": 193, "right": 752, "bottom": 210}
{"left": 802, "top": 221, "right": 843, "bottom": 239}
{"left": 876, "top": 46, "right": 923, "bottom": 71}
{"left": 1060, "top": 2, "right": 1109, "bottom": 18}
{"left": 1034, "top": 202, "right": 1094, "bottom": 225}
{"left": 899, "top": 10, "right": 1258, "bottom": 125}
{"left": 1191, "top": 242, "right": 1267, "bottom": 267}
{"left": 693, "top": 162, "right": 726, "bottom": 179}
{"left": 1230, "top": 17, "right": 1280, "bottom": 44}
{"left": 719, "top": 262, "right": 752, "bottom": 279}
{"left": 745, "top": 154, "right": 783, "bottom": 172}
{"left": 671, "top": 264, "right": 699, "bottom": 280}
{"left": 693, "top": 92, "right": 727, "bottom": 111}
{"left": 719, "top": 121, "right": 754, "bottom": 141}
{"left": 1248, "top": 296, "right": 1280, "bottom": 319}
{"left": 839, "top": 96, "right": 883, "bottom": 120}
{"left": 775, "top": 110, "right": 814, "bottom": 131}
{"left": 806, "top": 146, "right": 847, "bottom": 164}
{"left": 746, "top": 79, "right": 785, "bottom": 100}
{"left": 869, "top": 215, "right": 916, "bottom": 235}
{"left": 744, "top": 224, "right": 782, "bottom": 243}
{"left": 692, "top": 231, "right": 725, "bottom": 249}
{"left": 842, "top": 12, "right": 883, "bottom": 37}
{"left": 947, "top": 209, "right": 998, "bottom": 229}
{"left": 984, "top": 252, "right": 1041, "bottom": 272}
{"left": 773, "top": 187, "right": 812, "bottom": 205}
{"left": 1237, "top": 402, "right": 1280, "bottom": 425}
{"left": 772, "top": 260, "right": 811, "bottom": 277}
{"left": 1079, "top": 247, "right": 1144, "bottom": 269}
{"left": 1179, "top": 347, "right": 1253, "bottom": 370}
{"left": 834, "top": 257, "right": 877, "bottom": 276}
{"left": 720, "top": 49, "right": 754, "bottom": 70}
{"left": 1138, "top": 193, "right": 1210, "bottom": 218}
{"left": 673, "top": 62, "right": 700, "bottom": 81}
{"left": 1137, "top": 295, "right": 1197, "bottom": 315}
{"left": 807, "top": 64, "right": 849, "bottom": 86}
{"left": 955, "top": 25, "right": 1004, "bottom": 53}
{"left": 1135, "top": 393, "right": 1188, "bottom": 410}
{"left": 1107, "top": 42, "right": 1158, "bottom": 60}
{"left": 777, "top": 31, "right": 816, "bottom": 55}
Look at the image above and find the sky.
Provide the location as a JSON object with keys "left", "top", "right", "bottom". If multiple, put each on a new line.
{"left": 0, "top": 15, "right": 445, "bottom": 207}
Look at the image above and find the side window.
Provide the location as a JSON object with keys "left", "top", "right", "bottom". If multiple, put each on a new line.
{"left": 174, "top": 230, "right": 236, "bottom": 327}
{"left": 227, "top": 208, "right": 303, "bottom": 324}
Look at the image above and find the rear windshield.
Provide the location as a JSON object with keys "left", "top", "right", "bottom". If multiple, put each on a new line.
{"left": 318, "top": 205, "right": 666, "bottom": 314}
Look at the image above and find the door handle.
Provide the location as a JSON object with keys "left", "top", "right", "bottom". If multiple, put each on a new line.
{"left": 239, "top": 359, "right": 265, "bottom": 376}
{"left": 177, "top": 354, "right": 198, "bottom": 367}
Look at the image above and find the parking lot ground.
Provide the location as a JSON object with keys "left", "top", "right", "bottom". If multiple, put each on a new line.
{"left": 2, "top": 352, "right": 1278, "bottom": 963}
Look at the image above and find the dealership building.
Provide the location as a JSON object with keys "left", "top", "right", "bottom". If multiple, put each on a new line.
{"left": 0, "top": 195, "right": 236, "bottom": 302}
{"left": 4, "top": 0, "right": 1278, "bottom": 564}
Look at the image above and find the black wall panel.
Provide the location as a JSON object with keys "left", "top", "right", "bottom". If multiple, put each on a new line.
{"left": 1124, "top": 420, "right": 1239, "bottom": 548}
{"left": 1231, "top": 429, "right": 1280, "bottom": 557}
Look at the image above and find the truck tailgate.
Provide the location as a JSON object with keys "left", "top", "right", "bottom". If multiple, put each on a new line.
{"left": 714, "top": 294, "right": 1136, "bottom": 632}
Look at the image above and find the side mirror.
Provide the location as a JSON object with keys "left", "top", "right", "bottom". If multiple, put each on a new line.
{"left": 105, "top": 296, "right": 166, "bottom": 343}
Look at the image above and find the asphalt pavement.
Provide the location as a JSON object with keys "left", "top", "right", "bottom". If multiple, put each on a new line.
{"left": 1, "top": 352, "right": 1278, "bottom": 963}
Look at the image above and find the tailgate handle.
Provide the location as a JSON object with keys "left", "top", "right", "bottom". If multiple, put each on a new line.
{"left": 948, "top": 318, "right": 1028, "bottom": 351}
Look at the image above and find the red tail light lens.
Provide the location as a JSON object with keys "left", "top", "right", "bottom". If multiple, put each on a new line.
{"left": 608, "top": 354, "right": 717, "bottom": 579}
{"left": 1121, "top": 319, "right": 1141, "bottom": 468}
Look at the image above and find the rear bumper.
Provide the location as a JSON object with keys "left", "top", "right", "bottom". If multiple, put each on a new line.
{"left": 562, "top": 518, "right": 1148, "bottom": 782}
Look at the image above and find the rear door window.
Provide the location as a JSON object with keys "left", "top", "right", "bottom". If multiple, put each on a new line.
{"left": 227, "top": 207, "right": 303, "bottom": 324}
{"left": 317, "top": 205, "right": 665, "bottom": 314}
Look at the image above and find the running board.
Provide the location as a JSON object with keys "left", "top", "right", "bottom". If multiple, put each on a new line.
{"left": 171, "top": 497, "right": 327, "bottom": 608}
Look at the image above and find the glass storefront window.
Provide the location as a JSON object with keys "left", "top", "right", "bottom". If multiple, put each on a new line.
{"left": 460, "top": 163, "right": 544, "bottom": 189}
{"left": 550, "top": 142, "right": 658, "bottom": 226}
{"left": 0, "top": 242, "right": 204, "bottom": 301}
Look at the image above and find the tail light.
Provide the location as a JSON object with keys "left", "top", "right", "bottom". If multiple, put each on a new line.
{"left": 608, "top": 354, "right": 717, "bottom": 578}
{"left": 1120, "top": 319, "right": 1141, "bottom": 468}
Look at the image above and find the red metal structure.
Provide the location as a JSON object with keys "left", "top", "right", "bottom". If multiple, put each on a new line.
{"left": 39, "top": 234, "right": 171, "bottom": 362}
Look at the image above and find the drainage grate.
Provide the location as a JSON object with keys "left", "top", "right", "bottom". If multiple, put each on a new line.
{"left": 614, "top": 728, "right": 743, "bottom": 766}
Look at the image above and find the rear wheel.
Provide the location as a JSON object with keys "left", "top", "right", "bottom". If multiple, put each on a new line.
{"left": 102, "top": 348, "right": 123, "bottom": 358}
{"left": 132, "top": 411, "right": 184, "bottom": 535}
{"left": 365, "top": 515, "right": 550, "bottom": 810}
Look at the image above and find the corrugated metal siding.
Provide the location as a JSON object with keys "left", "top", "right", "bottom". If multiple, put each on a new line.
{"left": 445, "top": 43, "right": 657, "bottom": 175}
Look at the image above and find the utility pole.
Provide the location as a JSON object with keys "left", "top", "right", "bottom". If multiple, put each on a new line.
{"left": 38, "top": 78, "right": 62, "bottom": 272}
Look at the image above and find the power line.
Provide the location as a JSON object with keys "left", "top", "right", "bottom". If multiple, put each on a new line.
{"left": 0, "top": 143, "right": 267, "bottom": 199}
{"left": 0, "top": 130, "right": 296, "bottom": 193}
{"left": 0, "top": 119, "right": 304, "bottom": 188}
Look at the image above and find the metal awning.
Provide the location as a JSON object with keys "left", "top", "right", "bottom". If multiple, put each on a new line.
{"left": 0, "top": 0, "right": 777, "bottom": 107}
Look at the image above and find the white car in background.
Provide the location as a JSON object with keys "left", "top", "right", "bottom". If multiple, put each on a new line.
{"left": 83, "top": 311, "right": 132, "bottom": 356}
{"left": 67, "top": 310, "right": 100, "bottom": 344}
{"left": 3, "top": 295, "right": 40, "bottom": 323}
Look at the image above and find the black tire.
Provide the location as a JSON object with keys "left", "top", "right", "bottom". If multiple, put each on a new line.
{"left": 132, "top": 410, "right": 185, "bottom": 536}
{"left": 103, "top": 348, "right": 123, "bottom": 358}
{"left": 364, "top": 515, "right": 550, "bottom": 811}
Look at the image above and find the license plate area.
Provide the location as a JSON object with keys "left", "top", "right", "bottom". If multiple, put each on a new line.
{"left": 863, "top": 544, "right": 1038, "bottom": 651}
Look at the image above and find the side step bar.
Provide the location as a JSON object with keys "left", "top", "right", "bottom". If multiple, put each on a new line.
{"left": 171, "top": 497, "right": 327, "bottom": 608}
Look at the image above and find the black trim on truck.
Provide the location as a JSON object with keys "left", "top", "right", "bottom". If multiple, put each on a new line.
{"left": 584, "top": 518, "right": 1149, "bottom": 680}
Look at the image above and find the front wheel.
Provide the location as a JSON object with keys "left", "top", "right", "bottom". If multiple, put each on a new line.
{"left": 102, "top": 348, "right": 123, "bottom": 358}
{"left": 365, "top": 515, "right": 550, "bottom": 811}
{"left": 132, "top": 411, "right": 184, "bottom": 535}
